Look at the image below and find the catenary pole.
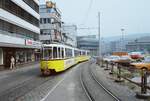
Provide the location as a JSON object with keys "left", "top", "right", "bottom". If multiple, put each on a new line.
{"left": 98, "top": 12, "right": 101, "bottom": 58}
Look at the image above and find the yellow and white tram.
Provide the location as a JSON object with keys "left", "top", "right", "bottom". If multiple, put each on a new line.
{"left": 40, "top": 44, "right": 90, "bottom": 75}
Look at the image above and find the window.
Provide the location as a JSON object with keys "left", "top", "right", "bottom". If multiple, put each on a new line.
{"left": 0, "top": 19, "right": 38, "bottom": 40}
{"left": 44, "top": 18, "right": 47, "bottom": 24}
{"left": 65, "top": 48, "right": 73, "bottom": 58}
{"left": 23, "top": 0, "right": 39, "bottom": 13}
{"left": 75, "top": 50, "right": 80, "bottom": 56}
{"left": 47, "top": 18, "right": 51, "bottom": 23}
{"left": 53, "top": 47, "right": 57, "bottom": 59}
{"left": 1, "top": 0, "right": 39, "bottom": 27}
{"left": 40, "top": 18, "right": 43, "bottom": 24}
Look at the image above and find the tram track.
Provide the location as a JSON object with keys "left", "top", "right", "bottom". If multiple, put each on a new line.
{"left": 80, "top": 62, "right": 121, "bottom": 101}
{"left": 89, "top": 64, "right": 121, "bottom": 101}
{"left": 80, "top": 66, "right": 94, "bottom": 101}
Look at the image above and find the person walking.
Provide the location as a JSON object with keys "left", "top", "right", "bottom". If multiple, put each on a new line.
{"left": 10, "top": 56, "right": 15, "bottom": 69}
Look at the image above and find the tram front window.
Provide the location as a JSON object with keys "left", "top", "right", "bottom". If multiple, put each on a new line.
{"left": 43, "top": 47, "right": 52, "bottom": 60}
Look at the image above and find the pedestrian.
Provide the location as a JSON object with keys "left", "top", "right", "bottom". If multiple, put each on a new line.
{"left": 10, "top": 56, "right": 15, "bottom": 69}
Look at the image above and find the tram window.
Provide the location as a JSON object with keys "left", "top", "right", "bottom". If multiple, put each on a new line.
{"left": 48, "top": 49, "right": 52, "bottom": 59}
{"left": 58, "top": 47, "right": 61, "bottom": 58}
{"left": 65, "top": 48, "right": 72, "bottom": 58}
{"left": 82, "top": 51, "right": 86, "bottom": 55}
{"left": 62, "top": 48, "right": 64, "bottom": 59}
{"left": 75, "top": 50, "right": 80, "bottom": 56}
{"left": 80, "top": 51, "right": 82, "bottom": 56}
{"left": 87, "top": 52, "right": 90, "bottom": 55}
{"left": 53, "top": 47, "right": 57, "bottom": 59}
{"left": 43, "top": 48, "right": 52, "bottom": 60}
{"left": 44, "top": 49, "right": 49, "bottom": 59}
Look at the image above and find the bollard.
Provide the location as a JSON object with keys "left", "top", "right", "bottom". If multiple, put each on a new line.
{"left": 101, "top": 59, "right": 105, "bottom": 68}
{"left": 109, "top": 62, "right": 114, "bottom": 74}
{"left": 141, "top": 68, "right": 147, "bottom": 94}
{"left": 104, "top": 61, "right": 110, "bottom": 70}
{"left": 136, "top": 68, "right": 150, "bottom": 99}
{"left": 115, "top": 63, "right": 124, "bottom": 82}
{"left": 96, "top": 57, "right": 100, "bottom": 65}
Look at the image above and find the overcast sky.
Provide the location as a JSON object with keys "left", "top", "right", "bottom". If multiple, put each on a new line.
{"left": 40, "top": 0, "right": 150, "bottom": 37}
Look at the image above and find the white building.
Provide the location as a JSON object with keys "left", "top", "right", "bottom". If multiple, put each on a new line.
{"left": 0, "top": 0, "right": 41, "bottom": 69}
{"left": 39, "top": 1, "right": 62, "bottom": 44}
{"left": 77, "top": 35, "right": 99, "bottom": 56}
{"left": 62, "top": 24, "right": 77, "bottom": 47}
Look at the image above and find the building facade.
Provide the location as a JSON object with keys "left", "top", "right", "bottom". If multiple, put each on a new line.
{"left": 62, "top": 24, "right": 77, "bottom": 47}
{"left": 39, "top": 1, "right": 62, "bottom": 44}
{"left": 0, "top": 0, "right": 41, "bottom": 69}
{"left": 126, "top": 36, "right": 150, "bottom": 53}
{"left": 77, "top": 35, "right": 99, "bottom": 56}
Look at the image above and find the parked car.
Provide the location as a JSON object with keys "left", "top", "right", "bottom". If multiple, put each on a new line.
{"left": 103, "top": 55, "right": 120, "bottom": 63}
{"left": 115, "top": 55, "right": 132, "bottom": 66}
{"left": 130, "top": 56, "right": 150, "bottom": 70}
{"left": 129, "top": 52, "right": 144, "bottom": 61}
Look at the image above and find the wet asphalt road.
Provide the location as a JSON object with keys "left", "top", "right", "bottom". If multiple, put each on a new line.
{"left": 0, "top": 62, "right": 122, "bottom": 101}
{"left": 42, "top": 63, "right": 88, "bottom": 101}
{"left": 0, "top": 63, "right": 89, "bottom": 101}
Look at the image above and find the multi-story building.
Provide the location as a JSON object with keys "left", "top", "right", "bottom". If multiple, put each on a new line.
{"left": 126, "top": 36, "right": 150, "bottom": 53}
{"left": 62, "top": 24, "right": 77, "bottom": 47}
{"left": 77, "top": 35, "right": 99, "bottom": 56}
{"left": 0, "top": 0, "right": 41, "bottom": 69}
{"left": 39, "top": 1, "right": 62, "bottom": 44}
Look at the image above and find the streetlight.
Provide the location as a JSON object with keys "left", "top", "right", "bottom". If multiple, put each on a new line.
{"left": 121, "top": 28, "right": 125, "bottom": 51}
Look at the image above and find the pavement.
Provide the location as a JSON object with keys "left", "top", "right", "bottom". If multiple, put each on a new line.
{"left": 0, "top": 62, "right": 40, "bottom": 76}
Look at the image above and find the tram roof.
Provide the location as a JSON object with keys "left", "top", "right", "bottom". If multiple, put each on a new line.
{"left": 43, "top": 44, "right": 89, "bottom": 52}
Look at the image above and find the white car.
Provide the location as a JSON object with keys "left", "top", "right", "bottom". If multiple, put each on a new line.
{"left": 103, "top": 55, "right": 120, "bottom": 63}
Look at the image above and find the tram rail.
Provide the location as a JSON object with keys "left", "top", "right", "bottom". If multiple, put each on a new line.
{"left": 80, "top": 62, "right": 121, "bottom": 101}
{"left": 89, "top": 64, "right": 121, "bottom": 101}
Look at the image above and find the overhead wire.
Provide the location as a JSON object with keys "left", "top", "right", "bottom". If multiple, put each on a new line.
{"left": 81, "top": 0, "right": 94, "bottom": 25}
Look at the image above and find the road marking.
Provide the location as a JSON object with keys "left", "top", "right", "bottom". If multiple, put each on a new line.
{"left": 40, "top": 74, "right": 67, "bottom": 101}
{"left": 40, "top": 63, "right": 81, "bottom": 101}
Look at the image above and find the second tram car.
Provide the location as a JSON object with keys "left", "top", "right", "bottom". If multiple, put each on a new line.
{"left": 40, "top": 44, "right": 90, "bottom": 75}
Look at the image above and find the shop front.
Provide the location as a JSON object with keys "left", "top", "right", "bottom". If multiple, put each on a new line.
{"left": 0, "top": 40, "right": 42, "bottom": 69}
{"left": 0, "top": 34, "right": 42, "bottom": 69}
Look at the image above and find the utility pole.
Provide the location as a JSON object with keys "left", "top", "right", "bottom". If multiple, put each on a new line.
{"left": 98, "top": 12, "right": 101, "bottom": 57}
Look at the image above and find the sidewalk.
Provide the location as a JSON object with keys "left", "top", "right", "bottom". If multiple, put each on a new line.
{"left": 0, "top": 62, "right": 40, "bottom": 76}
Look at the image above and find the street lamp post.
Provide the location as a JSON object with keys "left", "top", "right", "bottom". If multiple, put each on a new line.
{"left": 121, "top": 28, "right": 125, "bottom": 51}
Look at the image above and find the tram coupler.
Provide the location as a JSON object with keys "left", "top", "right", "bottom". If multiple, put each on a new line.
{"left": 136, "top": 68, "right": 150, "bottom": 99}
{"left": 104, "top": 61, "right": 110, "bottom": 70}
{"left": 114, "top": 63, "right": 124, "bottom": 82}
